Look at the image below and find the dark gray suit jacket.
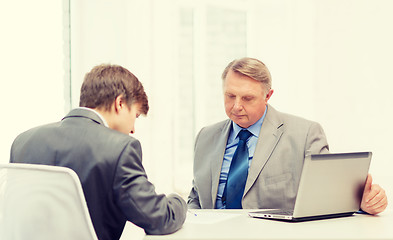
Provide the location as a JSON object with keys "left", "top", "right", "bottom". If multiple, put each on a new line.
{"left": 10, "top": 108, "right": 186, "bottom": 240}
{"left": 188, "top": 105, "right": 329, "bottom": 210}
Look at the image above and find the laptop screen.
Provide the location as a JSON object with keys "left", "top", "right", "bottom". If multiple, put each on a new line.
{"left": 293, "top": 152, "right": 371, "bottom": 218}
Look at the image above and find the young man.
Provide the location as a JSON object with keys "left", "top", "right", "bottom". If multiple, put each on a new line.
{"left": 188, "top": 57, "right": 387, "bottom": 214}
{"left": 10, "top": 64, "right": 187, "bottom": 240}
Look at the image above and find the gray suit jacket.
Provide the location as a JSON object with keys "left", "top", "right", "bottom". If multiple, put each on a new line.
{"left": 10, "top": 109, "right": 187, "bottom": 240}
{"left": 188, "top": 105, "right": 329, "bottom": 209}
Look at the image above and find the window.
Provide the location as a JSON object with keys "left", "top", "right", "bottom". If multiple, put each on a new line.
{"left": 69, "top": 0, "right": 253, "bottom": 196}
{"left": 173, "top": 1, "right": 249, "bottom": 194}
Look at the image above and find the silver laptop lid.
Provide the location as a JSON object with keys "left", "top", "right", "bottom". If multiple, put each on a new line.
{"left": 293, "top": 152, "right": 372, "bottom": 218}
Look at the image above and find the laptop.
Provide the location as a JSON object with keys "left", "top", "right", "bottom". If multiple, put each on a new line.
{"left": 248, "top": 152, "right": 372, "bottom": 222}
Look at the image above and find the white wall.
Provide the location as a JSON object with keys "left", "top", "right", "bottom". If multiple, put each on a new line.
{"left": 251, "top": 0, "right": 393, "bottom": 202}
{"left": 0, "top": 0, "right": 65, "bottom": 164}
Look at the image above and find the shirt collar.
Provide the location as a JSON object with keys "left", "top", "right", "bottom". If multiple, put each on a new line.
{"left": 76, "top": 107, "right": 109, "bottom": 127}
{"left": 231, "top": 106, "right": 268, "bottom": 139}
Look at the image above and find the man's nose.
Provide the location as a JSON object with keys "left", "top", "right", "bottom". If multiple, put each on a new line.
{"left": 233, "top": 98, "right": 243, "bottom": 111}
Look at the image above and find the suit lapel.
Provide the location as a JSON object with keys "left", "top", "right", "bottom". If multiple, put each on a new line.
{"left": 210, "top": 120, "right": 232, "bottom": 205}
{"left": 244, "top": 105, "right": 284, "bottom": 195}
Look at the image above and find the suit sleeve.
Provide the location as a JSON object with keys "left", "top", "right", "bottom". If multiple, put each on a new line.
{"left": 112, "top": 139, "right": 187, "bottom": 235}
{"left": 305, "top": 122, "right": 330, "bottom": 155}
{"left": 187, "top": 128, "right": 204, "bottom": 209}
{"left": 187, "top": 179, "right": 201, "bottom": 209}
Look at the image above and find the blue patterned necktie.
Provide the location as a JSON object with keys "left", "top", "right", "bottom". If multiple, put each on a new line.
{"left": 223, "top": 129, "right": 252, "bottom": 209}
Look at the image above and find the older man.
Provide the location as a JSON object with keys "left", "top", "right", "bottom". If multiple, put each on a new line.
{"left": 188, "top": 57, "right": 387, "bottom": 214}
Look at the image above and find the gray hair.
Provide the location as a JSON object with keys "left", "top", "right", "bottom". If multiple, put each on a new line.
{"left": 222, "top": 57, "right": 272, "bottom": 94}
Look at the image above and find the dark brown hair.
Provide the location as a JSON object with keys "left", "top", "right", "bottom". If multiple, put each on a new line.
{"left": 79, "top": 64, "right": 149, "bottom": 114}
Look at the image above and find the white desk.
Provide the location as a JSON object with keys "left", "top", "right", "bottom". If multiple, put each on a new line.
{"left": 144, "top": 209, "right": 393, "bottom": 240}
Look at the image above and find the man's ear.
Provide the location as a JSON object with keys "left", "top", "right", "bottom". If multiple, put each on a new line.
{"left": 265, "top": 89, "right": 274, "bottom": 103}
{"left": 114, "top": 95, "right": 124, "bottom": 113}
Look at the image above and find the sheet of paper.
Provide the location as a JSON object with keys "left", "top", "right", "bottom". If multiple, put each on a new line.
{"left": 186, "top": 211, "right": 240, "bottom": 224}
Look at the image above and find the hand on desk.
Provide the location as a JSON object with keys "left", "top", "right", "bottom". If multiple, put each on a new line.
{"left": 360, "top": 174, "right": 388, "bottom": 215}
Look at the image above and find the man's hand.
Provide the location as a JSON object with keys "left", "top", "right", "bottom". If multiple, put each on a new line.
{"left": 360, "top": 174, "right": 388, "bottom": 215}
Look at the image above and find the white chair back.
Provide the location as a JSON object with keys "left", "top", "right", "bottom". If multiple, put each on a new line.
{"left": 0, "top": 163, "right": 98, "bottom": 240}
